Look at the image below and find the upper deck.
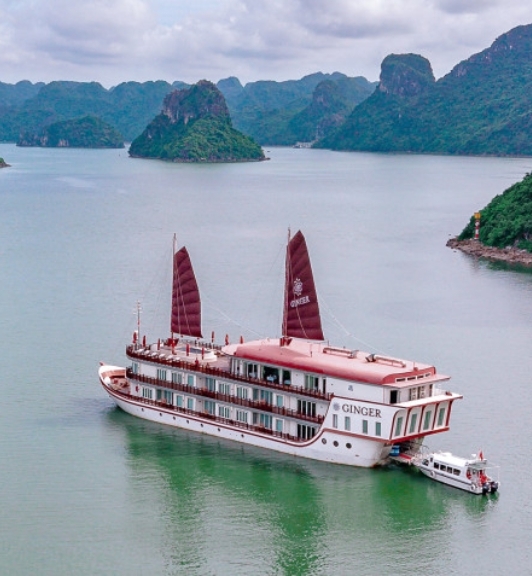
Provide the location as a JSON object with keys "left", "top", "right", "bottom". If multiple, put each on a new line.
{"left": 225, "top": 337, "right": 449, "bottom": 387}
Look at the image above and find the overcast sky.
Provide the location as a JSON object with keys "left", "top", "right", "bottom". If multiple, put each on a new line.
{"left": 0, "top": 0, "right": 530, "bottom": 87}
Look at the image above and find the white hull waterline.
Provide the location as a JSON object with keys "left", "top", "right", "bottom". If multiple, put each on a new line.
{"left": 99, "top": 231, "right": 462, "bottom": 468}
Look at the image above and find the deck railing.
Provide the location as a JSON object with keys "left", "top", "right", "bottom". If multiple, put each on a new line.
{"left": 126, "top": 344, "right": 332, "bottom": 401}
{"left": 126, "top": 369, "right": 325, "bottom": 425}
{"left": 109, "top": 384, "right": 312, "bottom": 443}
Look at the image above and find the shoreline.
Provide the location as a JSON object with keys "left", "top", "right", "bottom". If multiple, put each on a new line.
{"left": 446, "top": 238, "right": 532, "bottom": 266}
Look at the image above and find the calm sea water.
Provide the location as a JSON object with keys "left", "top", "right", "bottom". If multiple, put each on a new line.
{"left": 1, "top": 144, "right": 532, "bottom": 575}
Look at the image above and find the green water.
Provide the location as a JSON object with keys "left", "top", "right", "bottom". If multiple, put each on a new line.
{"left": 0, "top": 144, "right": 530, "bottom": 575}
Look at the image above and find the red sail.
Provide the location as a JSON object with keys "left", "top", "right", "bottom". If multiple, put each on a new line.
{"left": 171, "top": 247, "right": 203, "bottom": 338}
{"left": 282, "top": 230, "right": 324, "bottom": 341}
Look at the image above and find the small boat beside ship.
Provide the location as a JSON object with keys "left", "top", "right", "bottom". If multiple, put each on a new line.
{"left": 99, "top": 230, "right": 464, "bottom": 468}
{"left": 392, "top": 447, "right": 500, "bottom": 494}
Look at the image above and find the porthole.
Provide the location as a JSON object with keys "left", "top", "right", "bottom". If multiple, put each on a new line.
{"left": 186, "top": 419, "right": 189, "bottom": 423}
{"left": 173, "top": 416, "right": 176, "bottom": 420}
{"left": 201, "top": 423, "right": 204, "bottom": 427}
{"left": 333, "top": 441, "right": 339, "bottom": 447}
{"left": 217, "top": 428, "right": 221, "bottom": 432}
{"left": 159, "top": 413, "right": 162, "bottom": 416}
{"left": 322, "top": 438, "right": 327, "bottom": 444}
{"left": 241, "top": 434, "right": 244, "bottom": 438}
{"left": 346, "top": 443, "right": 352, "bottom": 449}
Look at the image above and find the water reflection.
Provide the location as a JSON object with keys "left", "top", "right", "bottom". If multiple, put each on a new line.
{"left": 104, "top": 409, "right": 497, "bottom": 575}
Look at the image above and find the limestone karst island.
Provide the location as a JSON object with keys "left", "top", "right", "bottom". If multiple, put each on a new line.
{"left": 129, "top": 80, "right": 265, "bottom": 163}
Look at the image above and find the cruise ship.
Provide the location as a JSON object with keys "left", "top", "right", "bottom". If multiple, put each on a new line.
{"left": 99, "top": 231, "right": 462, "bottom": 467}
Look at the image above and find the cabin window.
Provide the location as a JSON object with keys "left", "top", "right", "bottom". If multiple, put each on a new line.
{"left": 332, "top": 414, "right": 338, "bottom": 429}
{"left": 171, "top": 372, "right": 182, "bottom": 384}
{"left": 206, "top": 377, "right": 216, "bottom": 392}
{"left": 156, "top": 369, "right": 167, "bottom": 381}
{"left": 204, "top": 400, "right": 215, "bottom": 415}
{"left": 218, "top": 382, "right": 231, "bottom": 395}
{"left": 409, "top": 388, "right": 418, "bottom": 401}
{"left": 453, "top": 469, "right": 461, "bottom": 476}
{"left": 142, "top": 387, "right": 153, "bottom": 399}
{"left": 132, "top": 362, "right": 139, "bottom": 374}
{"left": 390, "top": 390, "right": 398, "bottom": 404}
{"left": 236, "top": 410, "right": 248, "bottom": 423}
{"left": 176, "top": 395, "right": 183, "bottom": 408}
{"left": 304, "top": 375, "right": 319, "bottom": 390}
{"left": 419, "top": 386, "right": 425, "bottom": 398}
{"left": 276, "top": 395, "right": 284, "bottom": 408}
{"left": 423, "top": 410, "right": 432, "bottom": 430}
{"left": 344, "top": 416, "right": 351, "bottom": 431}
{"left": 437, "top": 407, "right": 446, "bottom": 427}
{"left": 298, "top": 400, "right": 317, "bottom": 417}
{"left": 260, "top": 390, "right": 273, "bottom": 404}
{"left": 409, "top": 413, "right": 418, "bottom": 434}
{"left": 362, "top": 420, "right": 368, "bottom": 434}
{"left": 375, "top": 422, "right": 382, "bottom": 437}
{"left": 297, "top": 424, "right": 316, "bottom": 440}
{"left": 275, "top": 419, "right": 283, "bottom": 433}
{"left": 187, "top": 374, "right": 195, "bottom": 387}
{"left": 245, "top": 363, "right": 258, "bottom": 378}
{"left": 259, "top": 414, "right": 272, "bottom": 429}
{"left": 236, "top": 386, "right": 248, "bottom": 400}
{"left": 434, "top": 462, "right": 440, "bottom": 470}
{"left": 263, "top": 366, "right": 279, "bottom": 383}
{"left": 164, "top": 390, "right": 173, "bottom": 403}
{"left": 394, "top": 416, "right": 404, "bottom": 437}
{"left": 282, "top": 370, "right": 291, "bottom": 385}
{"left": 187, "top": 397, "right": 194, "bottom": 410}
{"left": 218, "top": 405, "right": 230, "bottom": 419}
{"left": 156, "top": 389, "right": 162, "bottom": 400}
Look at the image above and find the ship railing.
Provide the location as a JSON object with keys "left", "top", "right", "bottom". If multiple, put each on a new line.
{"left": 127, "top": 345, "right": 332, "bottom": 401}
{"left": 126, "top": 369, "right": 325, "bottom": 425}
{"left": 109, "top": 384, "right": 308, "bottom": 443}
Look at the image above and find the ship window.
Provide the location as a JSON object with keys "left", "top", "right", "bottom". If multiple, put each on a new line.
{"left": 176, "top": 395, "right": 183, "bottom": 408}
{"left": 390, "top": 390, "right": 398, "bottom": 404}
{"left": 275, "top": 419, "right": 283, "bottom": 433}
{"left": 394, "top": 416, "right": 404, "bottom": 437}
{"left": 260, "top": 414, "right": 272, "bottom": 429}
{"left": 156, "top": 389, "right": 162, "bottom": 400}
{"left": 437, "top": 407, "right": 446, "bottom": 427}
{"left": 253, "top": 388, "right": 259, "bottom": 401}
{"left": 218, "top": 382, "right": 231, "bottom": 395}
{"left": 204, "top": 400, "right": 215, "bottom": 415}
{"left": 171, "top": 372, "right": 183, "bottom": 384}
{"left": 304, "top": 375, "right": 319, "bottom": 390}
{"left": 206, "top": 377, "right": 216, "bottom": 392}
{"left": 434, "top": 462, "right": 440, "bottom": 470}
{"left": 263, "top": 366, "right": 279, "bottom": 383}
{"left": 409, "top": 413, "right": 418, "bottom": 434}
{"left": 187, "top": 397, "right": 194, "bottom": 410}
{"left": 132, "top": 362, "right": 138, "bottom": 374}
{"left": 453, "top": 469, "right": 461, "bottom": 476}
{"left": 164, "top": 390, "right": 173, "bottom": 403}
{"left": 236, "top": 410, "right": 248, "bottom": 423}
{"left": 246, "top": 363, "right": 258, "bottom": 378}
{"left": 375, "top": 422, "right": 382, "bottom": 436}
{"left": 218, "top": 405, "right": 230, "bottom": 419}
{"left": 142, "top": 387, "right": 153, "bottom": 399}
{"left": 282, "top": 370, "right": 291, "bottom": 385}
{"left": 236, "top": 386, "right": 249, "bottom": 399}
{"left": 409, "top": 388, "right": 418, "bottom": 401}
{"left": 276, "top": 395, "right": 283, "bottom": 408}
{"left": 187, "top": 374, "right": 195, "bottom": 387}
{"left": 297, "top": 424, "right": 316, "bottom": 440}
{"left": 156, "top": 369, "right": 167, "bottom": 381}
{"left": 362, "top": 420, "right": 368, "bottom": 434}
{"left": 344, "top": 416, "right": 351, "bottom": 431}
{"left": 298, "top": 400, "right": 317, "bottom": 417}
{"left": 260, "top": 390, "right": 273, "bottom": 404}
{"left": 423, "top": 410, "right": 432, "bottom": 430}
{"left": 332, "top": 414, "right": 338, "bottom": 429}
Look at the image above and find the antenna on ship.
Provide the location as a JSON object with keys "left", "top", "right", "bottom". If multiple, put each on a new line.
{"left": 134, "top": 300, "right": 142, "bottom": 350}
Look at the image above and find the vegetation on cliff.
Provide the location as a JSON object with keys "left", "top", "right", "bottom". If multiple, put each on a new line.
{"left": 458, "top": 173, "right": 532, "bottom": 252}
{"left": 18, "top": 115, "right": 124, "bottom": 148}
{"left": 0, "top": 157, "right": 10, "bottom": 168}
{"left": 319, "top": 24, "right": 532, "bottom": 156}
{"left": 129, "top": 81, "right": 264, "bottom": 162}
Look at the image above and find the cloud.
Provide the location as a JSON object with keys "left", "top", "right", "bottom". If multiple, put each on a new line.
{"left": 0, "top": 0, "right": 530, "bottom": 85}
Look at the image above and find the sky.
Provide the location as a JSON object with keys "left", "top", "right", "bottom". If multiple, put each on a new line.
{"left": 0, "top": 0, "right": 531, "bottom": 87}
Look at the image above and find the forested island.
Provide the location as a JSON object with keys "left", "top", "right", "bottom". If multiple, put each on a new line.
{"left": 448, "top": 173, "right": 532, "bottom": 265}
{"left": 129, "top": 81, "right": 264, "bottom": 162}
{"left": 0, "top": 157, "right": 9, "bottom": 168}
{"left": 18, "top": 115, "right": 124, "bottom": 148}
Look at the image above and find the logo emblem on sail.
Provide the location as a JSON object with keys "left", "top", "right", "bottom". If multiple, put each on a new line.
{"left": 293, "top": 278, "right": 303, "bottom": 296}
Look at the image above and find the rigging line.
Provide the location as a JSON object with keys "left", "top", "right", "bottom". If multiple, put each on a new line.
{"left": 318, "top": 292, "right": 390, "bottom": 355}
{"left": 202, "top": 293, "right": 264, "bottom": 338}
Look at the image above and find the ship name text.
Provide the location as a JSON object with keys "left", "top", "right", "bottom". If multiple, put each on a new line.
{"left": 342, "top": 404, "right": 382, "bottom": 418}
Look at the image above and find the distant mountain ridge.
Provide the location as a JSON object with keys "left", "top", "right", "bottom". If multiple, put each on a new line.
{"left": 318, "top": 24, "right": 532, "bottom": 155}
{"left": 129, "top": 81, "right": 264, "bottom": 162}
